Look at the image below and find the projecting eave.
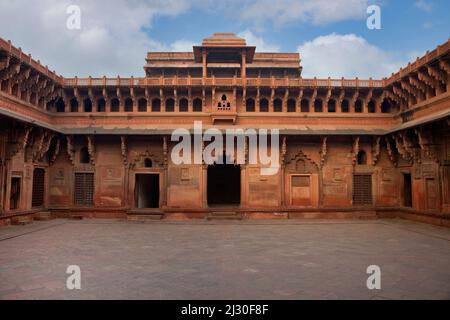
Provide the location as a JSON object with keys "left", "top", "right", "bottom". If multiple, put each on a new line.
{"left": 193, "top": 45, "right": 256, "bottom": 63}
{"left": 54, "top": 126, "right": 393, "bottom": 136}
{"left": 388, "top": 109, "right": 450, "bottom": 134}
{"left": 144, "top": 63, "right": 202, "bottom": 68}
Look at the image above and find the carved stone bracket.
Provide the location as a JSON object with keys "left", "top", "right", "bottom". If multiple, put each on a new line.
{"left": 372, "top": 137, "right": 381, "bottom": 166}
{"left": 41, "top": 133, "right": 54, "bottom": 162}
{"left": 385, "top": 137, "right": 397, "bottom": 167}
{"left": 22, "top": 126, "right": 33, "bottom": 152}
{"left": 409, "top": 75, "right": 426, "bottom": 94}
{"left": 325, "top": 88, "right": 332, "bottom": 104}
{"left": 439, "top": 60, "right": 450, "bottom": 74}
{"left": 338, "top": 89, "right": 345, "bottom": 105}
{"left": 428, "top": 65, "right": 446, "bottom": 85}
{"left": 50, "top": 138, "right": 60, "bottom": 165}
{"left": 394, "top": 134, "right": 412, "bottom": 163}
{"left": 33, "top": 131, "right": 54, "bottom": 162}
{"left": 87, "top": 136, "right": 95, "bottom": 165}
{"left": 418, "top": 69, "right": 435, "bottom": 88}
{"left": 351, "top": 136, "right": 360, "bottom": 166}
{"left": 66, "top": 135, "right": 75, "bottom": 165}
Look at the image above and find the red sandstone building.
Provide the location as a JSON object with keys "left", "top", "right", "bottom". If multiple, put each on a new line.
{"left": 0, "top": 33, "right": 449, "bottom": 225}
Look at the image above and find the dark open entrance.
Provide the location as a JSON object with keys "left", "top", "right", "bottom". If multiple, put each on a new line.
{"left": 10, "top": 177, "right": 21, "bottom": 210}
{"left": 32, "top": 168, "right": 45, "bottom": 208}
{"left": 403, "top": 173, "right": 412, "bottom": 207}
{"left": 135, "top": 174, "right": 160, "bottom": 208}
{"left": 207, "top": 162, "right": 240, "bottom": 206}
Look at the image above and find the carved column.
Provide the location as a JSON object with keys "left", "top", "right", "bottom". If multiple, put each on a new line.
{"left": 117, "top": 87, "right": 123, "bottom": 112}
{"left": 283, "top": 89, "right": 289, "bottom": 113}
{"left": 160, "top": 88, "right": 165, "bottom": 112}
{"left": 162, "top": 136, "right": 168, "bottom": 207}
{"left": 188, "top": 88, "right": 192, "bottom": 112}
{"left": 202, "top": 49, "right": 207, "bottom": 80}
{"left": 256, "top": 87, "right": 260, "bottom": 111}
{"left": 280, "top": 136, "right": 287, "bottom": 206}
{"left": 241, "top": 49, "right": 246, "bottom": 79}
{"left": 174, "top": 88, "right": 178, "bottom": 112}
{"left": 311, "top": 88, "right": 317, "bottom": 112}
{"left": 120, "top": 136, "right": 129, "bottom": 207}
{"left": 270, "top": 88, "right": 275, "bottom": 112}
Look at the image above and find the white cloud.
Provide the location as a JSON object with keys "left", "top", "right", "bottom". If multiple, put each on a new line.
{"left": 239, "top": 0, "right": 372, "bottom": 27}
{"left": 0, "top": 0, "right": 195, "bottom": 77}
{"left": 168, "top": 39, "right": 197, "bottom": 52}
{"left": 238, "top": 30, "right": 280, "bottom": 52}
{"left": 297, "top": 33, "right": 405, "bottom": 79}
{"left": 414, "top": 0, "right": 432, "bottom": 12}
{"left": 0, "top": 1, "right": 405, "bottom": 79}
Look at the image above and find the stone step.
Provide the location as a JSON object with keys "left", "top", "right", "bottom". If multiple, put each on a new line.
{"left": 127, "top": 214, "right": 163, "bottom": 222}
{"left": 11, "top": 215, "right": 33, "bottom": 225}
{"left": 34, "top": 211, "right": 52, "bottom": 221}
{"left": 355, "top": 211, "right": 378, "bottom": 220}
{"left": 68, "top": 214, "right": 84, "bottom": 220}
{"left": 206, "top": 212, "right": 242, "bottom": 220}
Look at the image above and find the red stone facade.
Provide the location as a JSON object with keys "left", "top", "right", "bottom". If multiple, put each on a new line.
{"left": 0, "top": 33, "right": 449, "bottom": 225}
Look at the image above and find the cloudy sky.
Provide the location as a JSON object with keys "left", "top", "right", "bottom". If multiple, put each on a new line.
{"left": 0, "top": 0, "right": 448, "bottom": 78}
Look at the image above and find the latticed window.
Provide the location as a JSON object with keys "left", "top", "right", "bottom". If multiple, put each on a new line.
{"left": 353, "top": 174, "right": 372, "bottom": 205}
{"left": 74, "top": 173, "right": 94, "bottom": 206}
{"left": 32, "top": 168, "right": 45, "bottom": 207}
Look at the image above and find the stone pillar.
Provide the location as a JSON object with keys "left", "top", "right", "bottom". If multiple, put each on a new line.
{"left": 160, "top": 89, "right": 165, "bottom": 112}
{"left": 256, "top": 88, "right": 260, "bottom": 111}
{"left": 188, "top": 88, "right": 192, "bottom": 112}
{"left": 202, "top": 49, "right": 207, "bottom": 79}
{"left": 106, "top": 98, "right": 111, "bottom": 112}
{"left": 270, "top": 88, "right": 275, "bottom": 112}
{"left": 241, "top": 49, "right": 246, "bottom": 79}
{"left": 174, "top": 89, "right": 178, "bottom": 112}
{"left": 324, "top": 99, "right": 329, "bottom": 113}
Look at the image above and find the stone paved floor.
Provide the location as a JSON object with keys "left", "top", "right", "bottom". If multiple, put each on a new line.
{"left": 0, "top": 218, "right": 449, "bottom": 300}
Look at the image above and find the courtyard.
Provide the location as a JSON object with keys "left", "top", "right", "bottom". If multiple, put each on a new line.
{"left": 0, "top": 218, "right": 449, "bottom": 300}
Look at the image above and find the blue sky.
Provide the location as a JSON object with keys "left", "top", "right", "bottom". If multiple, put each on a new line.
{"left": 0, "top": 0, "right": 448, "bottom": 78}
{"left": 149, "top": 0, "right": 449, "bottom": 57}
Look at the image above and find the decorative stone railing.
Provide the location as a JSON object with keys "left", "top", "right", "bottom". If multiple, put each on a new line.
{"left": 62, "top": 76, "right": 385, "bottom": 89}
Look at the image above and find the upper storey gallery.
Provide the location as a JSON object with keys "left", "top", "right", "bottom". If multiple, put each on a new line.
{"left": 145, "top": 32, "right": 301, "bottom": 79}
{"left": 0, "top": 33, "right": 449, "bottom": 124}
